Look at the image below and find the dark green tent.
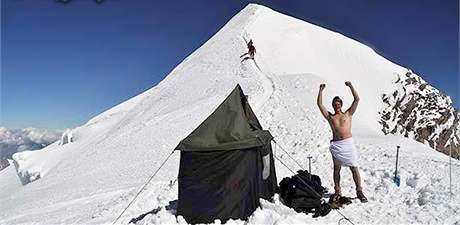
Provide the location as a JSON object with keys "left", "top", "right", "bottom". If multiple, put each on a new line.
{"left": 175, "top": 84, "right": 278, "bottom": 224}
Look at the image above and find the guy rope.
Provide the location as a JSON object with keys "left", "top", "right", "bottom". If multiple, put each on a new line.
{"left": 112, "top": 150, "right": 176, "bottom": 225}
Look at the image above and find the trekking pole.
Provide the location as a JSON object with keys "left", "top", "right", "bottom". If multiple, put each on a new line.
{"left": 449, "top": 141, "right": 452, "bottom": 195}
{"left": 307, "top": 156, "right": 312, "bottom": 178}
{"left": 393, "top": 146, "right": 400, "bottom": 187}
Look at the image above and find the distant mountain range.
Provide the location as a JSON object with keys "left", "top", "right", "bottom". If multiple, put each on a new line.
{"left": 0, "top": 127, "right": 63, "bottom": 158}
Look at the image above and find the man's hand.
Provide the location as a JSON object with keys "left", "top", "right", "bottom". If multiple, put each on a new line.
{"left": 345, "top": 81, "right": 359, "bottom": 115}
{"left": 317, "top": 83, "right": 330, "bottom": 119}
{"left": 319, "top": 84, "right": 326, "bottom": 91}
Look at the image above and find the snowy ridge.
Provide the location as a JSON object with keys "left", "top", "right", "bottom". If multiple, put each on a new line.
{"left": 380, "top": 70, "right": 460, "bottom": 159}
{"left": 1, "top": 4, "right": 459, "bottom": 225}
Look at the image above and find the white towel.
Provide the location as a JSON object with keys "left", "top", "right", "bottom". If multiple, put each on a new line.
{"left": 329, "top": 137, "right": 359, "bottom": 167}
{"left": 262, "top": 154, "right": 270, "bottom": 180}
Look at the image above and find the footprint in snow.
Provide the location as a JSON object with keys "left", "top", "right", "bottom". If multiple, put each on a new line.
{"left": 406, "top": 176, "right": 418, "bottom": 188}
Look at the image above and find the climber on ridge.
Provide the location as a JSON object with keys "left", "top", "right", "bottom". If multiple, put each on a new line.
{"left": 316, "top": 81, "right": 368, "bottom": 203}
{"left": 240, "top": 39, "right": 256, "bottom": 62}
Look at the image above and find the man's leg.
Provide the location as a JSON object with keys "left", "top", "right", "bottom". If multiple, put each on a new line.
{"left": 351, "top": 167, "right": 368, "bottom": 202}
{"left": 240, "top": 52, "right": 249, "bottom": 58}
{"left": 350, "top": 167, "right": 363, "bottom": 192}
{"left": 333, "top": 159, "right": 342, "bottom": 195}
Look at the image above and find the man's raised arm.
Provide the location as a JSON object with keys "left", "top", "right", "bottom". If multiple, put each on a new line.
{"left": 317, "top": 84, "right": 330, "bottom": 119}
{"left": 345, "top": 81, "right": 359, "bottom": 115}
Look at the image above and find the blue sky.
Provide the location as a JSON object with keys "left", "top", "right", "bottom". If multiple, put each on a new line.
{"left": 1, "top": 0, "right": 458, "bottom": 129}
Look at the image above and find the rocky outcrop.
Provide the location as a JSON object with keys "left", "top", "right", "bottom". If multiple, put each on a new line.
{"left": 0, "top": 157, "right": 10, "bottom": 172}
{"left": 379, "top": 70, "right": 459, "bottom": 159}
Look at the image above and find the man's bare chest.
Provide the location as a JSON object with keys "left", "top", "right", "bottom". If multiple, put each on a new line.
{"left": 331, "top": 114, "right": 351, "bottom": 126}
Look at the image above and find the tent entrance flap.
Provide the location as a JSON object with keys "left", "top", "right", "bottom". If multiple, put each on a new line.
{"left": 178, "top": 150, "right": 260, "bottom": 224}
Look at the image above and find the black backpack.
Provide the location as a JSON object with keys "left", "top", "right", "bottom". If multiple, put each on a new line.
{"left": 296, "top": 170, "right": 328, "bottom": 195}
{"left": 279, "top": 170, "right": 330, "bottom": 217}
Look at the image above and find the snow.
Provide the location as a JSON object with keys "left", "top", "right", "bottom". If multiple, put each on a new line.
{"left": 1, "top": 3, "right": 459, "bottom": 225}
{"left": 60, "top": 129, "right": 74, "bottom": 145}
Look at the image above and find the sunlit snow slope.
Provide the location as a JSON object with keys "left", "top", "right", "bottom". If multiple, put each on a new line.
{"left": 1, "top": 4, "right": 459, "bottom": 225}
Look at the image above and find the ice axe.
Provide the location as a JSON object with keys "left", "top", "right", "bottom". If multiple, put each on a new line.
{"left": 393, "top": 146, "right": 401, "bottom": 187}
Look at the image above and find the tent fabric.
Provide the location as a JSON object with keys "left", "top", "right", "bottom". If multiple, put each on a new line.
{"left": 175, "top": 84, "right": 273, "bottom": 151}
{"left": 177, "top": 149, "right": 261, "bottom": 223}
{"left": 175, "top": 84, "right": 278, "bottom": 224}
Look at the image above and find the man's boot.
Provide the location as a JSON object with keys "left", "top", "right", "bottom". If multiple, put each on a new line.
{"left": 357, "top": 191, "right": 368, "bottom": 203}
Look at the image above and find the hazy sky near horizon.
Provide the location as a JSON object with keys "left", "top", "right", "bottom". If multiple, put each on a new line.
{"left": 1, "top": 0, "right": 458, "bottom": 129}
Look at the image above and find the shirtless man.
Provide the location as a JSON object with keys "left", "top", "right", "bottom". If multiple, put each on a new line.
{"left": 317, "top": 81, "right": 367, "bottom": 202}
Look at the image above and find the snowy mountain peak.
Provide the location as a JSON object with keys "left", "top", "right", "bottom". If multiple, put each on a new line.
{"left": 1, "top": 4, "right": 459, "bottom": 224}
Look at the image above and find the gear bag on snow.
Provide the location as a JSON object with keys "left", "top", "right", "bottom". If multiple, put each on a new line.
{"left": 279, "top": 170, "right": 330, "bottom": 217}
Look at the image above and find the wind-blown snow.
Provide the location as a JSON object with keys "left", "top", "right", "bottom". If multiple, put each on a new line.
{"left": 0, "top": 4, "right": 459, "bottom": 225}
